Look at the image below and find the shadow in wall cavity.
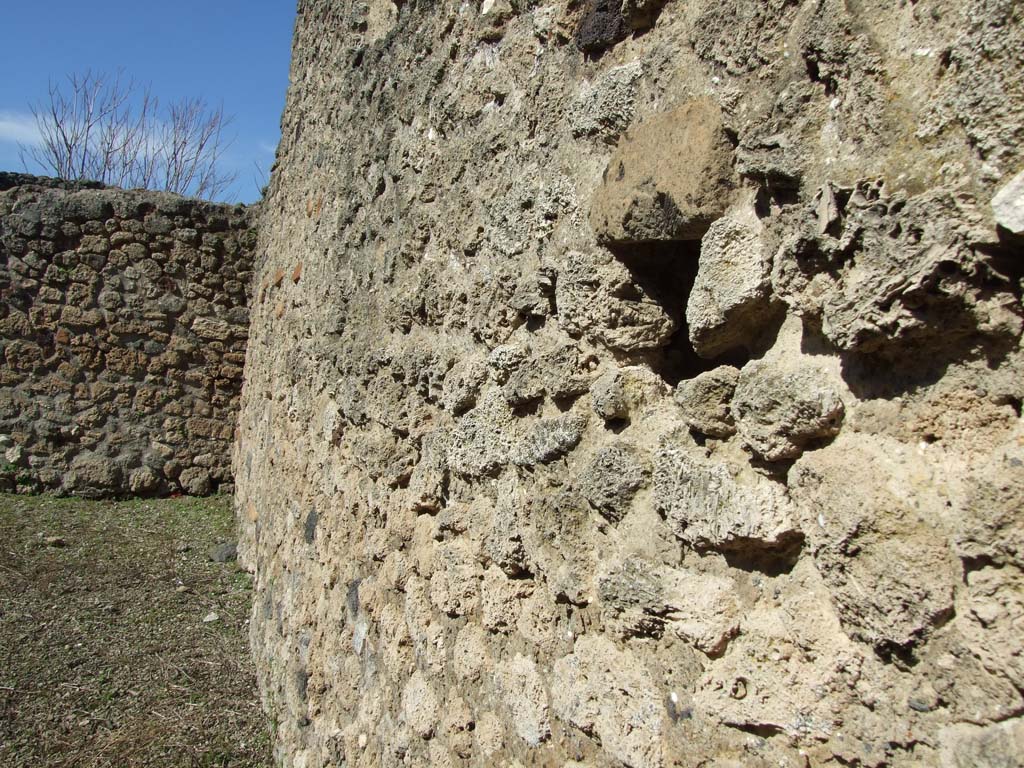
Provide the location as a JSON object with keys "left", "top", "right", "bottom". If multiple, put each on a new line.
{"left": 609, "top": 241, "right": 752, "bottom": 386}
{"left": 719, "top": 533, "right": 805, "bottom": 577}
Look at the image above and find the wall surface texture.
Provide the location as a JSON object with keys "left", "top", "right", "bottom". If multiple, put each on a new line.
{"left": 0, "top": 174, "right": 255, "bottom": 497}
{"left": 235, "top": 1, "right": 1024, "bottom": 766}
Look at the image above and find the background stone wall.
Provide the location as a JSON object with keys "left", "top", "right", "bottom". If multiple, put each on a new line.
{"left": 236, "top": 1, "right": 1024, "bottom": 766}
{"left": 0, "top": 173, "right": 255, "bottom": 497}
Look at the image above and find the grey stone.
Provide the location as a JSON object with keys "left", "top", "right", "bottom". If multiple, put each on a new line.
{"left": 732, "top": 362, "right": 844, "bottom": 462}
{"left": 448, "top": 391, "right": 514, "bottom": 477}
{"left": 578, "top": 442, "right": 649, "bottom": 521}
{"left": 992, "top": 169, "right": 1024, "bottom": 235}
{"left": 570, "top": 62, "right": 643, "bottom": 143}
{"left": 442, "top": 357, "right": 487, "bottom": 414}
{"left": 511, "top": 411, "right": 588, "bottom": 466}
{"left": 673, "top": 366, "right": 739, "bottom": 438}
{"left": 654, "top": 442, "right": 800, "bottom": 551}
{"left": 64, "top": 453, "right": 123, "bottom": 499}
{"left": 209, "top": 542, "right": 238, "bottom": 563}
{"left": 179, "top": 467, "right": 213, "bottom": 496}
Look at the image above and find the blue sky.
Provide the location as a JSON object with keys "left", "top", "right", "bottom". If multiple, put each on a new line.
{"left": 0, "top": 2, "right": 296, "bottom": 203}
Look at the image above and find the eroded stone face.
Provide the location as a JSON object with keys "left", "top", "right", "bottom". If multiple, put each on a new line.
{"left": 686, "top": 209, "right": 777, "bottom": 358}
{"left": 235, "top": 1, "right": 1024, "bottom": 766}
{"left": 590, "top": 99, "right": 736, "bottom": 244}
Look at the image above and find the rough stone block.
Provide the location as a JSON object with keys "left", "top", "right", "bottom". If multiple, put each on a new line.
{"left": 686, "top": 210, "right": 775, "bottom": 357}
{"left": 731, "top": 361, "right": 845, "bottom": 462}
{"left": 654, "top": 441, "right": 800, "bottom": 551}
{"left": 590, "top": 99, "right": 735, "bottom": 244}
{"left": 992, "top": 168, "right": 1024, "bottom": 235}
{"left": 578, "top": 441, "right": 649, "bottom": 521}
{"left": 673, "top": 365, "right": 739, "bottom": 438}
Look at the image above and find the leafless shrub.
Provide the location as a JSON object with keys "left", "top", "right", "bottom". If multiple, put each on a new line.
{"left": 20, "top": 70, "right": 236, "bottom": 200}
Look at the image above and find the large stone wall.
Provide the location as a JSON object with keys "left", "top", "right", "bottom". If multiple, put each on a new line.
{"left": 235, "top": 1, "right": 1024, "bottom": 766}
{"left": 0, "top": 174, "right": 255, "bottom": 497}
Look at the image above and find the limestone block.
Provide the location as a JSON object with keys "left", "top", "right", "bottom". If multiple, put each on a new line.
{"left": 654, "top": 441, "right": 800, "bottom": 551}
{"left": 570, "top": 62, "right": 643, "bottom": 143}
{"left": 510, "top": 410, "right": 587, "bottom": 466}
{"left": 448, "top": 390, "right": 514, "bottom": 477}
{"left": 556, "top": 250, "right": 677, "bottom": 353}
{"left": 480, "top": 566, "right": 531, "bottom": 633}
{"left": 428, "top": 542, "right": 481, "bottom": 617}
{"left": 955, "top": 433, "right": 1024, "bottom": 569}
{"left": 673, "top": 365, "right": 739, "bottom": 438}
{"left": 494, "top": 655, "right": 550, "bottom": 746}
{"left": 661, "top": 568, "right": 740, "bottom": 655}
{"left": 192, "top": 316, "right": 233, "bottom": 340}
{"left": 991, "top": 168, "right": 1024, "bottom": 235}
{"left": 774, "top": 186, "right": 1015, "bottom": 355}
{"left": 128, "top": 465, "right": 160, "bottom": 495}
{"left": 959, "top": 565, "right": 1024, "bottom": 692}
{"left": 63, "top": 452, "right": 122, "bottom": 498}
{"left": 178, "top": 467, "right": 212, "bottom": 495}
{"left": 590, "top": 99, "right": 735, "bottom": 244}
{"left": 598, "top": 559, "right": 739, "bottom": 653}
{"left": 407, "top": 430, "right": 450, "bottom": 513}
{"left": 731, "top": 361, "right": 845, "bottom": 462}
{"left": 484, "top": 495, "right": 531, "bottom": 577}
{"left": 686, "top": 212, "right": 775, "bottom": 357}
{"left": 453, "top": 624, "right": 491, "bottom": 683}
{"left": 440, "top": 697, "right": 475, "bottom": 759}
{"left": 442, "top": 357, "right": 487, "bottom": 414}
{"left": 589, "top": 365, "right": 668, "bottom": 423}
{"left": 939, "top": 719, "right": 1024, "bottom": 768}
{"left": 401, "top": 671, "right": 440, "bottom": 739}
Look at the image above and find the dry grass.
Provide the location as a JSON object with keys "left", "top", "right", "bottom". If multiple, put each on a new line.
{"left": 0, "top": 493, "right": 273, "bottom": 767}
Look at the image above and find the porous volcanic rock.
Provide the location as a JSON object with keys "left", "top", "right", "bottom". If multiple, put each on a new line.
{"left": 235, "top": 1, "right": 1024, "bottom": 766}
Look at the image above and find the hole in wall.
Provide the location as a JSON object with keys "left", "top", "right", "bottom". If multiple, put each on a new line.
{"left": 608, "top": 241, "right": 752, "bottom": 386}
{"left": 720, "top": 533, "right": 805, "bottom": 577}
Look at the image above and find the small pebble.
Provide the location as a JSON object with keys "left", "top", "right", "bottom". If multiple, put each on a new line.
{"left": 202, "top": 612, "right": 220, "bottom": 623}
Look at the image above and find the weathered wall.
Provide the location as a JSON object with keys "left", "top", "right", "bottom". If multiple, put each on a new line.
{"left": 236, "top": 1, "right": 1024, "bottom": 766}
{"left": 0, "top": 174, "right": 255, "bottom": 497}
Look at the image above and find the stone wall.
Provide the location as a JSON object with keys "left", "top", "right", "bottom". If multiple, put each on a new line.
{"left": 235, "top": 1, "right": 1024, "bottom": 766}
{"left": 0, "top": 174, "right": 255, "bottom": 497}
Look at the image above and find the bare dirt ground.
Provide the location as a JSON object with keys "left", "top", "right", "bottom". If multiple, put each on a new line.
{"left": 0, "top": 493, "right": 272, "bottom": 767}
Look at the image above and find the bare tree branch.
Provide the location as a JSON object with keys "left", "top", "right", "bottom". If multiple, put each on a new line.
{"left": 18, "top": 70, "right": 236, "bottom": 200}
